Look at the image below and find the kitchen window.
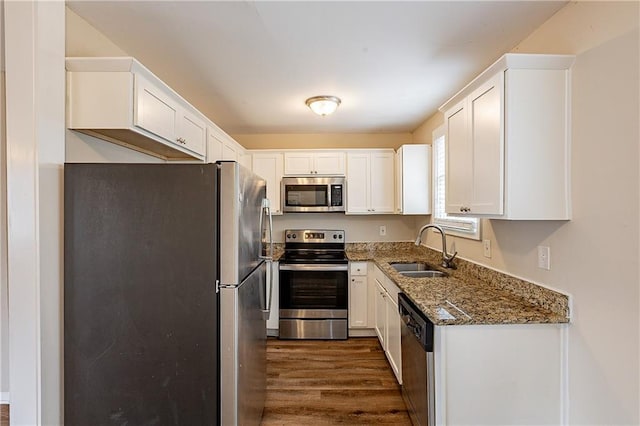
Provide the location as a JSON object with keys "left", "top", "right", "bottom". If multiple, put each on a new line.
{"left": 432, "top": 126, "right": 481, "bottom": 240}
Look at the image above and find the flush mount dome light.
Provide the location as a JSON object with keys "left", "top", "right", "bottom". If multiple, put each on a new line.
{"left": 305, "top": 95, "right": 341, "bottom": 116}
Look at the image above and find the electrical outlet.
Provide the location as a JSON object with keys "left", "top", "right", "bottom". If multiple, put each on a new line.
{"left": 483, "top": 239, "right": 491, "bottom": 258}
{"left": 379, "top": 225, "right": 386, "bottom": 236}
{"left": 537, "top": 246, "right": 551, "bottom": 270}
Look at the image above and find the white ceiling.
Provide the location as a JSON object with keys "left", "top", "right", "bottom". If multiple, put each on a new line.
{"left": 66, "top": 1, "right": 567, "bottom": 135}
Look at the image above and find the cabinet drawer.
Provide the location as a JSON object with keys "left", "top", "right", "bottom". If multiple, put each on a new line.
{"left": 350, "top": 262, "right": 368, "bottom": 276}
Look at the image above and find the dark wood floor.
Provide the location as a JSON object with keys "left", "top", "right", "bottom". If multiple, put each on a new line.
{"left": 261, "top": 337, "right": 411, "bottom": 425}
{"left": 0, "top": 404, "right": 7, "bottom": 426}
{"left": 0, "top": 339, "right": 407, "bottom": 426}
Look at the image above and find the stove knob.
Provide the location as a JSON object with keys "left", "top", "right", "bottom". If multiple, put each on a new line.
{"left": 338, "top": 234, "right": 343, "bottom": 239}
{"left": 292, "top": 234, "right": 297, "bottom": 239}
{"left": 286, "top": 234, "right": 291, "bottom": 239}
{"left": 333, "top": 234, "right": 337, "bottom": 239}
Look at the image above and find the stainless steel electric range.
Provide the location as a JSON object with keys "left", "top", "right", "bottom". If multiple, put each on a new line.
{"left": 278, "top": 229, "right": 348, "bottom": 339}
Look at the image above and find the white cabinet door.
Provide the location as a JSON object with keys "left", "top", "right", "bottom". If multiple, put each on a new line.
{"left": 346, "top": 152, "right": 370, "bottom": 213}
{"left": 283, "top": 152, "right": 315, "bottom": 175}
{"left": 207, "top": 129, "right": 224, "bottom": 162}
{"left": 283, "top": 151, "right": 346, "bottom": 175}
{"left": 385, "top": 289, "right": 402, "bottom": 384}
{"left": 369, "top": 151, "right": 395, "bottom": 213}
{"left": 177, "top": 109, "right": 206, "bottom": 155}
{"left": 445, "top": 73, "right": 508, "bottom": 216}
{"left": 347, "top": 150, "right": 395, "bottom": 214}
{"left": 349, "top": 262, "right": 369, "bottom": 328}
{"left": 134, "top": 74, "right": 178, "bottom": 143}
{"left": 222, "top": 139, "right": 239, "bottom": 161}
{"left": 252, "top": 152, "right": 284, "bottom": 215}
{"left": 469, "top": 73, "right": 504, "bottom": 215}
{"left": 397, "top": 144, "right": 431, "bottom": 215}
{"left": 374, "top": 279, "right": 386, "bottom": 347}
{"left": 445, "top": 100, "right": 470, "bottom": 215}
{"left": 349, "top": 276, "right": 368, "bottom": 328}
{"left": 314, "top": 152, "right": 345, "bottom": 175}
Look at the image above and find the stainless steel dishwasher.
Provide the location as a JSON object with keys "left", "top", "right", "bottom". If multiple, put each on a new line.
{"left": 399, "top": 293, "right": 435, "bottom": 426}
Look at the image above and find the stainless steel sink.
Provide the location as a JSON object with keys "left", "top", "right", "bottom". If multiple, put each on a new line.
{"left": 399, "top": 270, "right": 448, "bottom": 278}
{"left": 389, "top": 262, "right": 436, "bottom": 272}
{"left": 389, "top": 262, "right": 448, "bottom": 278}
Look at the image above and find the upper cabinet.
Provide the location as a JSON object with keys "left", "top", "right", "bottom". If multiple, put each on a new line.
{"left": 396, "top": 144, "right": 431, "bottom": 215}
{"left": 66, "top": 57, "right": 207, "bottom": 161}
{"left": 283, "top": 151, "right": 345, "bottom": 175}
{"left": 251, "top": 152, "right": 284, "bottom": 215}
{"left": 207, "top": 124, "right": 248, "bottom": 165}
{"left": 346, "top": 150, "right": 395, "bottom": 214}
{"left": 440, "top": 53, "right": 575, "bottom": 220}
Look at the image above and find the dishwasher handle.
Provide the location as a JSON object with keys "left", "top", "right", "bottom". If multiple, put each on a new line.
{"left": 398, "top": 293, "right": 434, "bottom": 352}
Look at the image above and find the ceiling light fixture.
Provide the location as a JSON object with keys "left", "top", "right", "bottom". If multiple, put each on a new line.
{"left": 305, "top": 95, "right": 341, "bottom": 116}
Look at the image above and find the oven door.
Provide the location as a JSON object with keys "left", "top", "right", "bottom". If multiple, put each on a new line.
{"left": 279, "top": 264, "right": 348, "bottom": 317}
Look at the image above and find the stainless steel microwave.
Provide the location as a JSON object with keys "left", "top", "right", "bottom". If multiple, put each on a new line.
{"left": 281, "top": 176, "right": 346, "bottom": 213}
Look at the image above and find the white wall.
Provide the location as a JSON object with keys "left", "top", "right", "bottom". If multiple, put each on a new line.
{"left": 413, "top": 2, "right": 639, "bottom": 424}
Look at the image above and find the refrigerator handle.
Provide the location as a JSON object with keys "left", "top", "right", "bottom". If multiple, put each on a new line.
{"left": 260, "top": 198, "right": 274, "bottom": 320}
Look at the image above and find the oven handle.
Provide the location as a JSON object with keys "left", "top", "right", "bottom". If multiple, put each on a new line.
{"left": 279, "top": 264, "right": 348, "bottom": 272}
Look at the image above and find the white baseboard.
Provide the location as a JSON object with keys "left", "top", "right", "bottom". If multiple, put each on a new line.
{"left": 348, "top": 328, "right": 377, "bottom": 337}
{"left": 0, "top": 392, "right": 9, "bottom": 404}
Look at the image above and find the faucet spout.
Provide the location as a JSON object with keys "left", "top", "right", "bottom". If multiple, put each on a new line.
{"left": 415, "top": 224, "right": 458, "bottom": 269}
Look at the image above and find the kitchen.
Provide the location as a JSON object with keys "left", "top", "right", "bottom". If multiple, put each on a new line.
{"left": 1, "top": 1, "right": 639, "bottom": 425}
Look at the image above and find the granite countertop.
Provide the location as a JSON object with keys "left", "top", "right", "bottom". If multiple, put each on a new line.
{"left": 346, "top": 242, "right": 569, "bottom": 326}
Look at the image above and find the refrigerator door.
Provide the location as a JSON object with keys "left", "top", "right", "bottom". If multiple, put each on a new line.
{"left": 219, "top": 161, "right": 267, "bottom": 286}
{"left": 64, "top": 163, "right": 219, "bottom": 425}
{"left": 220, "top": 261, "right": 268, "bottom": 426}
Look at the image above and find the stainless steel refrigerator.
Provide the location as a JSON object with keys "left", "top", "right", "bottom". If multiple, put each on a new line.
{"left": 64, "top": 161, "right": 273, "bottom": 425}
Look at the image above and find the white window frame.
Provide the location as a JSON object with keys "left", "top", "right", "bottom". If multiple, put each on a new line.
{"left": 431, "top": 125, "right": 481, "bottom": 240}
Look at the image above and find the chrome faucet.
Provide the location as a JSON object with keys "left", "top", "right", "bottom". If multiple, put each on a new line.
{"left": 415, "top": 224, "right": 458, "bottom": 269}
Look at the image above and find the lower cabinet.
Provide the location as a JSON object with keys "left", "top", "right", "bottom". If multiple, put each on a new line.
{"left": 266, "top": 261, "right": 279, "bottom": 336}
{"left": 435, "top": 323, "right": 566, "bottom": 425}
{"left": 349, "top": 262, "right": 369, "bottom": 328}
{"left": 373, "top": 265, "right": 402, "bottom": 384}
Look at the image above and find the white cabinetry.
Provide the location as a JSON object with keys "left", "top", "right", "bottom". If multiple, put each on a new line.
{"left": 66, "top": 57, "right": 206, "bottom": 161}
{"left": 346, "top": 150, "right": 395, "bottom": 214}
{"left": 207, "top": 124, "right": 247, "bottom": 165}
{"left": 252, "top": 152, "right": 284, "bottom": 215}
{"left": 440, "top": 53, "right": 575, "bottom": 220}
{"left": 283, "top": 151, "right": 345, "bottom": 175}
{"left": 266, "top": 261, "right": 279, "bottom": 336}
{"left": 396, "top": 144, "right": 431, "bottom": 214}
{"left": 435, "top": 324, "right": 566, "bottom": 425}
{"left": 349, "top": 262, "right": 368, "bottom": 328}
{"left": 373, "top": 265, "right": 402, "bottom": 384}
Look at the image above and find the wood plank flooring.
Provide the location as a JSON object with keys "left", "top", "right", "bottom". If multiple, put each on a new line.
{"left": 0, "top": 404, "right": 8, "bottom": 426}
{"left": 261, "top": 337, "right": 411, "bottom": 425}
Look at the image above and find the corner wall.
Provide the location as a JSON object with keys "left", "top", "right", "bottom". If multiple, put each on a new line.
{"left": 412, "top": 2, "right": 639, "bottom": 423}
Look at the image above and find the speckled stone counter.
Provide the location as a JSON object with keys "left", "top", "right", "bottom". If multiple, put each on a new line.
{"left": 346, "top": 242, "right": 569, "bottom": 326}
{"left": 270, "top": 243, "right": 284, "bottom": 261}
